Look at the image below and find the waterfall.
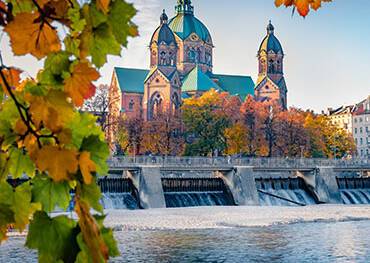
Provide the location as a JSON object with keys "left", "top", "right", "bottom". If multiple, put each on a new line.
{"left": 256, "top": 178, "right": 316, "bottom": 206}
{"left": 98, "top": 178, "right": 139, "bottom": 210}
{"left": 337, "top": 177, "right": 370, "bottom": 204}
{"left": 162, "top": 178, "right": 235, "bottom": 207}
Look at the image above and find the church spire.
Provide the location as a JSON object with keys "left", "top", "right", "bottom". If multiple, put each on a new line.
{"left": 176, "top": 0, "right": 194, "bottom": 15}
{"left": 267, "top": 20, "right": 274, "bottom": 35}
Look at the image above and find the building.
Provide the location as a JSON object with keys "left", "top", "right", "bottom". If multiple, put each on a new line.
{"left": 327, "top": 105, "right": 355, "bottom": 135}
{"left": 108, "top": 0, "right": 288, "bottom": 143}
{"left": 352, "top": 96, "right": 370, "bottom": 157}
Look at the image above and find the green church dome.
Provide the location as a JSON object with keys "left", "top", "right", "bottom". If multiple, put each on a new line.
{"left": 168, "top": 0, "right": 212, "bottom": 44}
{"left": 259, "top": 21, "right": 283, "bottom": 54}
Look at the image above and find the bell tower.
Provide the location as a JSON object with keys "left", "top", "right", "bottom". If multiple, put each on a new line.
{"left": 255, "top": 21, "right": 287, "bottom": 109}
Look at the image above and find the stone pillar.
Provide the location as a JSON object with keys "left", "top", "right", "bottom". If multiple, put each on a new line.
{"left": 297, "top": 167, "right": 342, "bottom": 204}
{"left": 218, "top": 166, "right": 259, "bottom": 206}
{"left": 128, "top": 166, "right": 166, "bottom": 209}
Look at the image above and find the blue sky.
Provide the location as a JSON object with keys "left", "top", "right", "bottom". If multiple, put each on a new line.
{"left": 1, "top": 0, "right": 370, "bottom": 112}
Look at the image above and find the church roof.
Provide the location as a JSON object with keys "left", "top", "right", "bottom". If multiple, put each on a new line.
{"left": 182, "top": 65, "right": 221, "bottom": 92}
{"left": 211, "top": 73, "right": 255, "bottom": 100}
{"left": 258, "top": 21, "right": 283, "bottom": 54}
{"left": 113, "top": 67, "right": 255, "bottom": 100}
{"left": 168, "top": 13, "right": 212, "bottom": 43}
{"left": 114, "top": 67, "right": 148, "bottom": 94}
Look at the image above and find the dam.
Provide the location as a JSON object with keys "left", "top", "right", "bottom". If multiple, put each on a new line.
{"left": 98, "top": 157, "right": 370, "bottom": 209}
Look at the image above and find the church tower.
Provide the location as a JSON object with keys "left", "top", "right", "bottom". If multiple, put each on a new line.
{"left": 255, "top": 21, "right": 287, "bottom": 109}
{"left": 143, "top": 10, "right": 182, "bottom": 121}
{"left": 168, "top": 0, "right": 214, "bottom": 75}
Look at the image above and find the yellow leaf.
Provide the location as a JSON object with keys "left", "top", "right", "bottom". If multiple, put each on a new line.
{"left": 0, "top": 67, "right": 22, "bottom": 95}
{"left": 75, "top": 198, "right": 109, "bottom": 262}
{"left": 64, "top": 62, "right": 99, "bottom": 106}
{"left": 34, "top": 146, "right": 78, "bottom": 182}
{"left": 5, "top": 12, "right": 61, "bottom": 59}
{"left": 97, "top": 0, "right": 110, "bottom": 14}
{"left": 26, "top": 90, "right": 73, "bottom": 132}
{"left": 79, "top": 152, "right": 96, "bottom": 185}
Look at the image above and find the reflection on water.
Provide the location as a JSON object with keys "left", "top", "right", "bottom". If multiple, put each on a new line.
{"left": 1, "top": 220, "right": 370, "bottom": 262}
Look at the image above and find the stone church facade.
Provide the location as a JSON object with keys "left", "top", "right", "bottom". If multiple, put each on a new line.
{"left": 108, "top": 0, "right": 288, "bottom": 142}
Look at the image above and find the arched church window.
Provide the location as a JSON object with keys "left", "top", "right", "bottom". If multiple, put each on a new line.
{"left": 196, "top": 49, "right": 201, "bottom": 63}
{"left": 128, "top": 100, "right": 134, "bottom": 111}
{"left": 171, "top": 93, "right": 181, "bottom": 116}
{"left": 160, "top": 51, "right": 166, "bottom": 65}
{"left": 188, "top": 50, "right": 196, "bottom": 62}
{"left": 150, "top": 93, "right": 163, "bottom": 120}
{"left": 268, "top": 59, "right": 274, "bottom": 73}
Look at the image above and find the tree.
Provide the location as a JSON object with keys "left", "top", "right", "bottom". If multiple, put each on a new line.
{"left": 115, "top": 115, "right": 144, "bottom": 156}
{"left": 274, "top": 108, "right": 310, "bottom": 157}
{"left": 0, "top": 0, "right": 137, "bottom": 261}
{"left": 83, "top": 84, "right": 110, "bottom": 132}
{"left": 141, "top": 111, "right": 184, "bottom": 156}
{"left": 182, "top": 89, "right": 232, "bottom": 156}
{"left": 304, "top": 113, "right": 356, "bottom": 158}
{"left": 239, "top": 96, "right": 268, "bottom": 156}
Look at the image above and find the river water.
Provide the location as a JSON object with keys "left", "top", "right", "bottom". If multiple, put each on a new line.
{"left": 1, "top": 219, "right": 370, "bottom": 262}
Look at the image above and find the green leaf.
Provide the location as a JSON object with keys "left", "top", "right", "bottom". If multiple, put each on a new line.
{"left": 64, "top": 36, "right": 81, "bottom": 57}
{"left": 0, "top": 181, "right": 38, "bottom": 230}
{"left": 9, "top": 148, "right": 35, "bottom": 178}
{"left": 39, "top": 52, "right": 71, "bottom": 86}
{"left": 68, "top": 6, "right": 87, "bottom": 33}
{"left": 80, "top": 180, "right": 103, "bottom": 213}
{"left": 108, "top": 0, "right": 137, "bottom": 46}
{"left": 76, "top": 233, "right": 93, "bottom": 263}
{"left": 0, "top": 153, "right": 9, "bottom": 181}
{"left": 81, "top": 135, "right": 109, "bottom": 175}
{"left": 26, "top": 211, "right": 79, "bottom": 262}
{"left": 0, "top": 100, "right": 20, "bottom": 147}
{"left": 31, "top": 176, "right": 71, "bottom": 213}
{"left": 90, "top": 23, "right": 121, "bottom": 67}
{"left": 89, "top": 3, "right": 108, "bottom": 28}
{"left": 67, "top": 112, "right": 103, "bottom": 149}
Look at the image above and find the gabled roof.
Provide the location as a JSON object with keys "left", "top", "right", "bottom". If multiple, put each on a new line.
{"left": 211, "top": 73, "right": 255, "bottom": 100}
{"left": 114, "top": 67, "right": 148, "bottom": 94}
{"left": 182, "top": 65, "right": 221, "bottom": 92}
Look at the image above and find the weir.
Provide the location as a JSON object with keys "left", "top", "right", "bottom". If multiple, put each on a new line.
{"left": 161, "top": 178, "right": 235, "bottom": 207}
{"left": 337, "top": 177, "right": 370, "bottom": 204}
{"left": 98, "top": 177, "right": 139, "bottom": 210}
{"left": 6, "top": 157, "right": 370, "bottom": 210}
{"left": 255, "top": 177, "right": 316, "bottom": 206}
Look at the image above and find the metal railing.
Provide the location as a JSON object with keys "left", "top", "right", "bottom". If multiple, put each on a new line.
{"left": 108, "top": 156, "right": 370, "bottom": 169}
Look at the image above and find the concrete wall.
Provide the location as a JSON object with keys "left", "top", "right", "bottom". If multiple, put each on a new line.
{"left": 217, "top": 167, "right": 259, "bottom": 206}
{"left": 128, "top": 166, "right": 166, "bottom": 209}
{"left": 297, "top": 167, "right": 342, "bottom": 204}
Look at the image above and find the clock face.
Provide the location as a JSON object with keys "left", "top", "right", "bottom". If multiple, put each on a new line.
{"left": 190, "top": 34, "right": 199, "bottom": 41}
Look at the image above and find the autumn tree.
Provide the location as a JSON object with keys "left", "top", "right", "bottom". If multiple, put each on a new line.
{"left": 0, "top": 0, "right": 137, "bottom": 261}
{"left": 115, "top": 115, "right": 144, "bottom": 156}
{"left": 83, "top": 84, "right": 110, "bottom": 132}
{"left": 238, "top": 96, "right": 268, "bottom": 156}
{"left": 141, "top": 111, "right": 184, "bottom": 156}
{"left": 182, "top": 89, "right": 234, "bottom": 156}
{"left": 304, "top": 113, "right": 356, "bottom": 158}
{"left": 274, "top": 108, "right": 310, "bottom": 157}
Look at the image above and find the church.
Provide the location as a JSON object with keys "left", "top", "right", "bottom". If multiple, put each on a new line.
{"left": 108, "top": 0, "right": 287, "bottom": 125}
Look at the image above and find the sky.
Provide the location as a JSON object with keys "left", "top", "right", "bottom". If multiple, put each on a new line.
{"left": 1, "top": 0, "right": 370, "bottom": 112}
